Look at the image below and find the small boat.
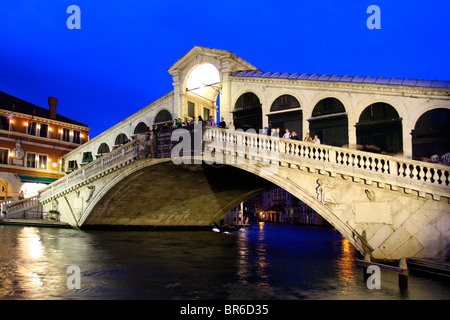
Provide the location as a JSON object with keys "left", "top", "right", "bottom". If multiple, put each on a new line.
{"left": 212, "top": 224, "right": 243, "bottom": 233}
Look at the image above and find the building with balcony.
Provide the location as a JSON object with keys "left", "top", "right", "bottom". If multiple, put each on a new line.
{"left": 0, "top": 91, "right": 90, "bottom": 201}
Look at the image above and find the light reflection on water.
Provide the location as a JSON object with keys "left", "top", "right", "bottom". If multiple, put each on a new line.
{"left": 0, "top": 223, "right": 449, "bottom": 300}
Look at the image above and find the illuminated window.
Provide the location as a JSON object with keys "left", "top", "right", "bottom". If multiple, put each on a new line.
{"left": 26, "top": 153, "right": 37, "bottom": 168}
{"left": 28, "top": 122, "right": 37, "bottom": 135}
{"left": 38, "top": 155, "right": 48, "bottom": 169}
{"left": 73, "top": 130, "right": 81, "bottom": 144}
{"left": 62, "top": 128, "right": 70, "bottom": 142}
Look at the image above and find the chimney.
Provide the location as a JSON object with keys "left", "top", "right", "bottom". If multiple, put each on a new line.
{"left": 48, "top": 97, "right": 58, "bottom": 119}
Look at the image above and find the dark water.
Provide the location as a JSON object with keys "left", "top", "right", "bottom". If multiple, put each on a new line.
{"left": 0, "top": 223, "right": 449, "bottom": 300}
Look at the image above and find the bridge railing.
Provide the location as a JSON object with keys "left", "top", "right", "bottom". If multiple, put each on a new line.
{"left": 4, "top": 195, "right": 40, "bottom": 218}
{"left": 204, "top": 127, "right": 450, "bottom": 188}
{"left": 39, "top": 139, "right": 140, "bottom": 200}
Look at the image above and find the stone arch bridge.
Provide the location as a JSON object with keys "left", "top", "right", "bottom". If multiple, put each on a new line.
{"left": 6, "top": 126, "right": 449, "bottom": 261}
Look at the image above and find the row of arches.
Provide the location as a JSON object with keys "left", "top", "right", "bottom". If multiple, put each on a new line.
{"left": 94, "top": 110, "right": 174, "bottom": 157}
{"left": 232, "top": 92, "right": 450, "bottom": 159}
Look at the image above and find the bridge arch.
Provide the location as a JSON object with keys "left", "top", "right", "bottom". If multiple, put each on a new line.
{"left": 76, "top": 157, "right": 370, "bottom": 257}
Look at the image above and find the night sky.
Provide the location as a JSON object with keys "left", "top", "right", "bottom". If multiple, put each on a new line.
{"left": 1, "top": 0, "right": 449, "bottom": 138}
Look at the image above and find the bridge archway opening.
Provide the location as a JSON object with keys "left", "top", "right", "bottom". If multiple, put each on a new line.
{"left": 134, "top": 122, "right": 149, "bottom": 134}
{"left": 154, "top": 110, "right": 173, "bottom": 127}
{"left": 115, "top": 133, "right": 129, "bottom": 146}
{"left": 411, "top": 108, "right": 450, "bottom": 161}
{"left": 0, "top": 177, "right": 13, "bottom": 200}
{"left": 233, "top": 92, "right": 262, "bottom": 131}
{"left": 185, "top": 63, "right": 221, "bottom": 123}
{"left": 356, "top": 103, "right": 403, "bottom": 155}
{"left": 268, "top": 95, "right": 302, "bottom": 138}
{"left": 309, "top": 98, "right": 348, "bottom": 147}
{"left": 97, "top": 143, "right": 110, "bottom": 156}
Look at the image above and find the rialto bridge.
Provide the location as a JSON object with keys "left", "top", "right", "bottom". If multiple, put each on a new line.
{"left": 4, "top": 46, "right": 450, "bottom": 261}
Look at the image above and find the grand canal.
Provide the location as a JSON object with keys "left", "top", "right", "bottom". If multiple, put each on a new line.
{"left": 0, "top": 223, "right": 449, "bottom": 300}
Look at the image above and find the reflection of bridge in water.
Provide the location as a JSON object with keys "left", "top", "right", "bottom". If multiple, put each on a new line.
{"left": 5, "top": 125, "right": 450, "bottom": 261}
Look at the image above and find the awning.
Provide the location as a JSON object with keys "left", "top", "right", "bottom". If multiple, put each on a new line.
{"left": 18, "top": 175, "right": 58, "bottom": 184}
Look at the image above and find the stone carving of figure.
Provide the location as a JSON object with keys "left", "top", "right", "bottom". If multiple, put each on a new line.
{"left": 316, "top": 179, "right": 337, "bottom": 205}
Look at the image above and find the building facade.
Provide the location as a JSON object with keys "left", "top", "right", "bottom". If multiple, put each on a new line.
{"left": 0, "top": 91, "right": 90, "bottom": 202}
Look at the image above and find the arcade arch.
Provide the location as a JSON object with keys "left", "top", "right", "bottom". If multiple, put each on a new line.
{"left": 134, "top": 122, "right": 149, "bottom": 134}
{"left": 268, "top": 94, "right": 302, "bottom": 138}
{"left": 233, "top": 92, "right": 262, "bottom": 131}
{"left": 308, "top": 98, "right": 349, "bottom": 147}
{"left": 356, "top": 102, "right": 403, "bottom": 155}
{"left": 411, "top": 108, "right": 450, "bottom": 161}
{"left": 184, "top": 63, "right": 221, "bottom": 123}
{"left": 154, "top": 109, "right": 172, "bottom": 126}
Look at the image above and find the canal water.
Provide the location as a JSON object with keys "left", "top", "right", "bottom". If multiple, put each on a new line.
{"left": 0, "top": 223, "right": 448, "bottom": 300}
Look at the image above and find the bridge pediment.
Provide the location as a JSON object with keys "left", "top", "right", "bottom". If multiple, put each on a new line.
{"left": 167, "top": 46, "right": 260, "bottom": 77}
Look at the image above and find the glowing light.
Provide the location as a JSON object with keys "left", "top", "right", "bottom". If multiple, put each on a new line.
{"left": 186, "top": 63, "right": 220, "bottom": 102}
{"left": 20, "top": 182, "right": 47, "bottom": 198}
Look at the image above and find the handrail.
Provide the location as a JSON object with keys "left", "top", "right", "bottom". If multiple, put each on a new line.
{"left": 39, "top": 139, "right": 140, "bottom": 199}
{"left": 204, "top": 127, "right": 450, "bottom": 188}
{"left": 5, "top": 195, "right": 39, "bottom": 212}
{"left": 34, "top": 126, "right": 449, "bottom": 205}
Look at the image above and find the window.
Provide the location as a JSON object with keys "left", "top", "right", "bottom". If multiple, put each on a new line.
{"left": 26, "top": 153, "right": 37, "bottom": 168}
{"left": 0, "top": 116, "right": 8, "bottom": 131}
{"left": 203, "top": 108, "right": 210, "bottom": 121}
{"left": 82, "top": 152, "right": 93, "bottom": 164}
{"left": 73, "top": 130, "right": 81, "bottom": 144}
{"left": 0, "top": 148, "right": 8, "bottom": 164}
{"left": 39, "top": 124, "right": 48, "bottom": 138}
{"left": 62, "top": 128, "right": 70, "bottom": 142}
{"left": 67, "top": 160, "right": 78, "bottom": 171}
{"left": 38, "top": 155, "right": 48, "bottom": 169}
{"left": 28, "top": 122, "right": 37, "bottom": 135}
{"left": 188, "top": 101, "right": 195, "bottom": 118}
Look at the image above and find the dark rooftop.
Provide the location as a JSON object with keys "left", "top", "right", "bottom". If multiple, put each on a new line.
{"left": 231, "top": 71, "right": 450, "bottom": 89}
{"left": 0, "top": 91, "right": 89, "bottom": 127}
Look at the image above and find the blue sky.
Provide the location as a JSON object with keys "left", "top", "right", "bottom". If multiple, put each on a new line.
{"left": 1, "top": 0, "right": 449, "bottom": 138}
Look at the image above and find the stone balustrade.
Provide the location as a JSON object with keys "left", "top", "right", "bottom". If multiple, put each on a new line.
{"left": 204, "top": 127, "right": 450, "bottom": 200}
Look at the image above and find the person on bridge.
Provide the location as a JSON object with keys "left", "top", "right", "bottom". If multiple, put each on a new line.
{"left": 313, "top": 135, "right": 321, "bottom": 144}
{"left": 283, "top": 129, "right": 291, "bottom": 139}
{"left": 207, "top": 116, "right": 216, "bottom": 127}
{"left": 304, "top": 133, "right": 312, "bottom": 143}
{"left": 219, "top": 117, "right": 226, "bottom": 128}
